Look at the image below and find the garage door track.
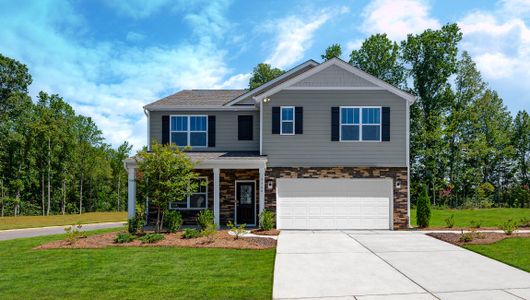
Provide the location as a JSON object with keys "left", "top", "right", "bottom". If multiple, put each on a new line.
{"left": 273, "top": 231, "right": 530, "bottom": 299}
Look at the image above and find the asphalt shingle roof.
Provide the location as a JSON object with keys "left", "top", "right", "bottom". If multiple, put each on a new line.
{"left": 144, "top": 89, "right": 248, "bottom": 108}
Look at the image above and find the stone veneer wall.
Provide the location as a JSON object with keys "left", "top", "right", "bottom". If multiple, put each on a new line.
{"left": 219, "top": 169, "right": 259, "bottom": 226}
{"left": 264, "top": 167, "right": 409, "bottom": 230}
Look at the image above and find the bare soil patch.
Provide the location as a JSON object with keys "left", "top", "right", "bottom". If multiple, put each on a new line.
{"left": 250, "top": 229, "right": 280, "bottom": 236}
{"left": 35, "top": 230, "right": 276, "bottom": 250}
{"left": 428, "top": 231, "right": 530, "bottom": 245}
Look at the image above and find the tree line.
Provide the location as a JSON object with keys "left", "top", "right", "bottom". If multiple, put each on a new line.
{"left": 0, "top": 54, "right": 131, "bottom": 217}
{"left": 250, "top": 23, "right": 530, "bottom": 208}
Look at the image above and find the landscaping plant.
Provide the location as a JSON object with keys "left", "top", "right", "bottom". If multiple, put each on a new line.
{"left": 128, "top": 214, "right": 145, "bottom": 234}
{"left": 519, "top": 217, "right": 530, "bottom": 227}
{"left": 182, "top": 228, "right": 201, "bottom": 239}
{"left": 416, "top": 185, "right": 431, "bottom": 228}
{"left": 469, "top": 219, "right": 482, "bottom": 229}
{"left": 459, "top": 230, "right": 474, "bottom": 243}
{"left": 139, "top": 233, "right": 165, "bottom": 243}
{"left": 499, "top": 219, "right": 518, "bottom": 235}
{"left": 197, "top": 209, "right": 214, "bottom": 230}
{"left": 201, "top": 225, "right": 217, "bottom": 243}
{"left": 258, "top": 209, "right": 275, "bottom": 231}
{"left": 136, "top": 142, "right": 199, "bottom": 233}
{"left": 164, "top": 210, "right": 183, "bottom": 233}
{"left": 114, "top": 232, "right": 136, "bottom": 243}
{"left": 64, "top": 224, "right": 87, "bottom": 244}
{"left": 444, "top": 214, "right": 454, "bottom": 228}
{"left": 227, "top": 220, "right": 247, "bottom": 239}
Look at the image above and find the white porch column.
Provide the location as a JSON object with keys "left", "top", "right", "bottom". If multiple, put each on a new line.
{"left": 213, "top": 167, "right": 220, "bottom": 228}
{"left": 259, "top": 166, "right": 265, "bottom": 214}
{"left": 127, "top": 167, "right": 136, "bottom": 219}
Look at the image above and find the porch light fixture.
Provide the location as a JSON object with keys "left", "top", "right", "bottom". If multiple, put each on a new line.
{"left": 263, "top": 97, "right": 271, "bottom": 103}
{"left": 267, "top": 181, "right": 274, "bottom": 189}
{"left": 396, "top": 181, "right": 401, "bottom": 189}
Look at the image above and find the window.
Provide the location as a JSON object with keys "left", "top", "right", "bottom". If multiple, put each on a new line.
{"left": 238, "top": 115, "right": 253, "bottom": 140}
{"left": 280, "top": 106, "right": 294, "bottom": 135}
{"left": 170, "top": 115, "right": 207, "bottom": 147}
{"left": 340, "top": 107, "right": 381, "bottom": 141}
{"left": 169, "top": 177, "right": 208, "bottom": 209}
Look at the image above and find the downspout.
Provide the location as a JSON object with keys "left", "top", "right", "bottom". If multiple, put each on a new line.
{"left": 144, "top": 108, "right": 150, "bottom": 151}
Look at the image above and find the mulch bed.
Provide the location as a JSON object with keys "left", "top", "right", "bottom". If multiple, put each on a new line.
{"left": 35, "top": 230, "right": 276, "bottom": 250}
{"left": 427, "top": 231, "right": 530, "bottom": 245}
{"left": 250, "top": 229, "right": 280, "bottom": 236}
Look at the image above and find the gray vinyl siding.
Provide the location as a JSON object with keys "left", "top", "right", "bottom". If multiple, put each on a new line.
{"left": 293, "top": 65, "right": 377, "bottom": 88}
{"left": 149, "top": 110, "right": 259, "bottom": 151}
{"left": 262, "top": 90, "right": 407, "bottom": 167}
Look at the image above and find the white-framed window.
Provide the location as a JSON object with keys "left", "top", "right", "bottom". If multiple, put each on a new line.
{"left": 170, "top": 115, "right": 207, "bottom": 147}
{"left": 169, "top": 177, "right": 208, "bottom": 210}
{"left": 340, "top": 106, "right": 381, "bottom": 142}
{"left": 280, "top": 106, "right": 294, "bottom": 135}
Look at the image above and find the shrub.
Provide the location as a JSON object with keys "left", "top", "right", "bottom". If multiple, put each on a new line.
{"left": 499, "top": 219, "right": 517, "bottom": 235}
{"left": 469, "top": 219, "right": 482, "bottom": 229}
{"left": 114, "top": 232, "right": 136, "bottom": 243}
{"left": 444, "top": 214, "right": 454, "bottom": 228}
{"left": 227, "top": 220, "right": 247, "bottom": 239}
{"left": 128, "top": 215, "right": 145, "bottom": 234}
{"left": 459, "top": 231, "right": 474, "bottom": 243}
{"left": 164, "top": 210, "right": 183, "bottom": 233}
{"left": 182, "top": 228, "right": 201, "bottom": 239}
{"left": 139, "top": 233, "right": 165, "bottom": 243}
{"left": 519, "top": 217, "right": 530, "bottom": 227}
{"left": 64, "top": 224, "right": 87, "bottom": 245}
{"left": 197, "top": 209, "right": 215, "bottom": 230}
{"left": 201, "top": 225, "right": 217, "bottom": 243}
{"left": 416, "top": 185, "right": 431, "bottom": 228}
{"left": 259, "top": 209, "right": 275, "bottom": 230}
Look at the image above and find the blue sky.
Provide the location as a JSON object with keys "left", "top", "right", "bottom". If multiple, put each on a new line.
{"left": 1, "top": 0, "right": 529, "bottom": 149}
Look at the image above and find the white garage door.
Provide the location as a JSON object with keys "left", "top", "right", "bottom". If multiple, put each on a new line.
{"left": 277, "top": 179, "right": 392, "bottom": 230}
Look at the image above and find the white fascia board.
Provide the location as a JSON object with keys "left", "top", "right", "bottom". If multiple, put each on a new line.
{"left": 254, "top": 58, "right": 416, "bottom": 104}
{"left": 195, "top": 159, "right": 267, "bottom": 170}
{"left": 144, "top": 105, "right": 258, "bottom": 112}
{"left": 224, "top": 60, "right": 319, "bottom": 107}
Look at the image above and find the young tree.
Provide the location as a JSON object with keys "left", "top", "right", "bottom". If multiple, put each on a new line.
{"left": 248, "top": 63, "right": 285, "bottom": 90}
{"left": 349, "top": 33, "right": 405, "bottom": 87}
{"left": 513, "top": 111, "right": 530, "bottom": 185}
{"left": 416, "top": 184, "right": 431, "bottom": 228}
{"left": 321, "top": 44, "right": 342, "bottom": 61}
{"left": 136, "top": 143, "right": 199, "bottom": 232}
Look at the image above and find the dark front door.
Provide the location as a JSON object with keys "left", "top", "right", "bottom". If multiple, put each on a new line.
{"left": 236, "top": 181, "right": 255, "bottom": 225}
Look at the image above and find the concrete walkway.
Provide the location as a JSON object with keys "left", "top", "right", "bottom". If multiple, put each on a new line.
{"left": 274, "top": 231, "right": 530, "bottom": 300}
{"left": 0, "top": 222, "right": 125, "bottom": 241}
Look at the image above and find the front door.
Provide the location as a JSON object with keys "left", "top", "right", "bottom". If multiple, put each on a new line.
{"left": 236, "top": 181, "right": 255, "bottom": 225}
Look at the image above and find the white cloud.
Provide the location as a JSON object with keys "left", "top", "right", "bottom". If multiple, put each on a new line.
{"left": 0, "top": 0, "right": 241, "bottom": 151}
{"left": 361, "top": 0, "right": 440, "bottom": 41}
{"left": 103, "top": 0, "right": 171, "bottom": 19}
{"left": 265, "top": 7, "right": 348, "bottom": 69}
{"left": 345, "top": 39, "right": 363, "bottom": 54}
{"left": 126, "top": 32, "right": 145, "bottom": 42}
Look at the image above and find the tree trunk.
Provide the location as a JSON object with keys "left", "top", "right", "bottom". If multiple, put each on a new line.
{"left": 62, "top": 179, "right": 66, "bottom": 215}
{"left": 1, "top": 179, "right": 4, "bottom": 217}
{"left": 117, "top": 176, "right": 120, "bottom": 211}
{"left": 41, "top": 173, "right": 45, "bottom": 216}
{"left": 156, "top": 206, "right": 161, "bottom": 233}
{"left": 15, "top": 188, "right": 20, "bottom": 217}
{"left": 79, "top": 173, "right": 83, "bottom": 214}
{"left": 47, "top": 136, "right": 51, "bottom": 216}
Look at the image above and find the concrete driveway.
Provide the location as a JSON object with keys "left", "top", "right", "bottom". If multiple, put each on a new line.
{"left": 274, "top": 231, "right": 530, "bottom": 300}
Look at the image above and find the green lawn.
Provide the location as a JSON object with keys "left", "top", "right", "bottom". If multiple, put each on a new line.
{"left": 0, "top": 229, "right": 275, "bottom": 299}
{"left": 0, "top": 212, "right": 127, "bottom": 230}
{"left": 464, "top": 238, "right": 530, "bottom": 273}
{"left": 410, "top": 208, "right": 530, "bottom": 228}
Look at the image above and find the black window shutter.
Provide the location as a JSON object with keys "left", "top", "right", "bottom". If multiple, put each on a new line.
{"left": 331, "top": 107, "right": 339, "bottom": 141}
{"left": 162, "top": 115, "right": 170, "bottom": 145}
{"left": 208, "top": 116, "right": 216, "bottom": 147}
{"left": 272, "top": 107, "right": 280, "bottom": 134}
{"left": 382, "top": 107, "right": 390, "bottom": 141}
{"left": 295, "top": 107, "right": 303, "bottom": 134}
{"left": 238, "top": 115, "right": 253, "bottom": 140}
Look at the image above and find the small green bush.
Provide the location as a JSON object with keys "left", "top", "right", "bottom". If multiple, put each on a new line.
{"left": 416, "top": 185, "right": 431, "bottom": 228}
{"left": 469, "top": 219, "right": 482, "bottom": 229}
{"left": 444, "top": 214, "right": 454, "bottom": 228}
{"left": 459, "top": 232, "right": 473, "bottom": 243}
{"left": 197, "top": 209, "right": 215, "bottom": 230}
{"left": 128, "top": 215, "right": 145, "bottom": 234}
{"left": 259, "top": 209, "right": 275, "bottom": 230}
{"left": 164, "top": 210, "right": 183, "bottom": 233}
{"left": 139, "top": 233, "right": 165, "bottom": 243}
{"left": 201, "top": 224, "right": 217, "bottom": 242}
{"left": 114, "top": 232, "right": 136, "bottom": 243}
{"left": 64, "top": 224, "right": 87, "bottom": 245}
{"left": 499, "top": 219, "right": 517, "bottom": 235}
{"left": 519, "top": 217, "right": 530, "bottom": 227}
{"left": 182, "top": 228, "right": 201, "bottom": 239}
{"left": 227, "top": 220, "right": 247, "bottom": 239}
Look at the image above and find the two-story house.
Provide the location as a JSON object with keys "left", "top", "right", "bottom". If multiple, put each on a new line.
{"left": 124, "top": 58, "right": 415, "bottom": 230}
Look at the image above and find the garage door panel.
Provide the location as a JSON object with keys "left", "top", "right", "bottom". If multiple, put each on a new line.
{"left": 277, "top": 179, "right": 392, "bottom": 230}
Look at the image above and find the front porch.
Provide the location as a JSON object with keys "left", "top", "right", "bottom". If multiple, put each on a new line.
{"left": 124, "top": 152, "right": 267, "bottom": 228}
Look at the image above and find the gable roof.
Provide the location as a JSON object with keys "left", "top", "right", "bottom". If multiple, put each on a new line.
{"left": 144, "top": 89, "right": 247, "bottom": 110}
{"left": 223, "top": 59, "right": 319, "bottom": 106}
{"left": 252, "top": 58, "right": 416, "bottom": 104}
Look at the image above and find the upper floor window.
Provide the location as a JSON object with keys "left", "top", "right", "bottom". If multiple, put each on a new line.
{"left": 340, "top": 107, "right": 381, "bottom": 141}
{"left": 280, "top": 106, "right": 294, "bottom": 135}
{"left": 170, "top": 115, "right": 207, "bottom": 147}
